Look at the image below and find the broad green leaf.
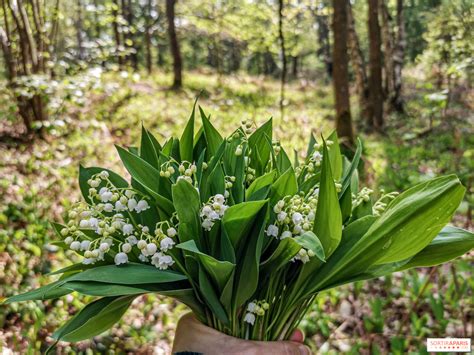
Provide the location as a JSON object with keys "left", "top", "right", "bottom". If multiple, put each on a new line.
{"left": 54, "top": 296, "right": 135, "bottom": 342}
{"left": 372, "top": 175, "right": 465, "bottom": 264}
{"left": 62, "top": 281, "right": 188, "bottom": 297}
{"left": 305, "top": 133, "right": 317, "bottom": 163}
{"left": 399, "top": 226, "right": 474, "bottom": 270}
{"left": 200, "top": 106, "right": 223, "bottom": 157}
{"left": 306, "top": 175, "right": 464, "bottom": 295}
{"left": 172, "top": 179, "right": 202, "bottom": 245}
{"left": 233, "top": 204, "right": 268, "bottom": 309}
{"left": 4, "top": 281, "right": 71, "bottom": 304}
{"left": 116, "top": 145, "right": 174, "bottom": 216}
{"left": 140, "top": 125, "right": 160, "bottom": 168}
{"left": 339, "top": 138, "right": 362, "bottom": 197}
{"left": 294, "top": 231, "right": 325, "bottom": 262}
{"left": 326, "top": 131, "right": 342, "bottom": 181}
{"left": 219, "top": 270, "right": 235, "bottom": 315}
{"left": 313, "top": 142, "right": 342, "bottom": 258}
{"left": 65, "top": 264, "right": 187, "bottom": 284}
{"left": 260, "top": 238, "right": 301, "bottom": 273}
{"left": 339, "top": 183, "right": 352, "bottom": 223}
{"left": 246, "top": 170, "right": 276, "bottom": 200}
{"left": 222, "top": 200, "right": 268, "bottom": 251}
{"left": 276, "top": 146, "right": 292, "bottom": 173}
{"left": 193, "top": 127, "right": 207, "bottom": 163}
{"left": 270, "top": 167, "right": 297, "bottom": 206}
{"left": 162, "top": 138, "right": 173, "bottom": 156}
{"left": 180, "top": 102, "right": 196, "bottom": 162}
{"left": 248, "top": 118, "right": 272, "bottom": 175}
{"left": 47, "top": 261, "right": 107, "bottom": 276}
{"left": 298, "top": 173, "right": 321, "bottom": 195}
{"left": 176, "top": 240, "right": 235, "bottom": 293}
{"left": 198, "top": 266, "right": 229, "bottom": 324}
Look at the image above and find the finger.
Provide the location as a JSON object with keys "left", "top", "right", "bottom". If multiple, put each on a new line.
{"left": 289, "top": 328, "right": 305, "bottom": 343}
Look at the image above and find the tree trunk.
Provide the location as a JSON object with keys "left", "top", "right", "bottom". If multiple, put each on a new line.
{"left": 166, "top": 0, "right": 182, "bottom": 89}
{"left": 278, "top": 0, "right": 287, "bottom": 117}
{"left": 144, "top": 0, "right": 153, "bottom": 73}
{"left": 392, "top": 0, "right": 405, "bottom": 112}
{"left": 380, "top": 0, "right": 394, "bottom": 102}
{"left": 315, "top": 8, "right": 332, "bottom": 79}
{"left": 112, "top": 0, "right": 123, "bottom": 68}
{"left": 368, "top": 0, "right": 384, "bottom": 131}
{"left": 332, "top": 0, "right": 354, "bottom": 145}
{"left": 346, "top": 1, "right": 370, "bottom": 122}
{"left": 292, "top": 56, "right": 298, "bottom": 78}
{"left": 76, "top": 0, "right": 85, "bottom": 61}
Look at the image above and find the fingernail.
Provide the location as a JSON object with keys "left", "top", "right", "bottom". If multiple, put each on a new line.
{"left": 299, "top": 345, "right": 310, "bottom": 354}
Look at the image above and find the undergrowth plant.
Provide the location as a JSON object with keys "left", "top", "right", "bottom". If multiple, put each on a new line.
{"left": 5, "top": 104, "right": 473, "bottom": 349}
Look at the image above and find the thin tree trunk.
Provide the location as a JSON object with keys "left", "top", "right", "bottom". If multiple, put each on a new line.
{"left": 315, "top": 9, "right": 332, "bottom": 79}
{"left": 278, "top": 0, "right": 287, "bottom": 117}
{"left": 166, "top": 0, "right": 182, "bottom": 89}
{"left": 112, "top": 0, "right": 123, "bottom": 68}
{"left": 144, "top": 0, "right": 153, "bottom": 73}
{"left": 347, "top": 1, "right": 370, "bottom": 122}
{"left": 380, "top": 0, "right": 394, "bottom": 101}
{"left": 292, "top": 56, "right": 298, "bottom": 78}
{"left": 332, "top": 0, "right": 354, "bottom": 145}
{"left": 76, "top": 0, "right": 85, "bottom": 60}
{"left": 392, "top": 0, "right": 405, "bottom": 112}
{"left": 368, "top": 0, "right": 384, "bottom": 131}
{"left": 126, "top": 0, "right": 138, "bottom": 70}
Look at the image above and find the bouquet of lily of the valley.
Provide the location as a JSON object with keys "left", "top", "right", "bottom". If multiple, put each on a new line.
{"left": 6, "top": 105, "right": 474, "bottom": 346}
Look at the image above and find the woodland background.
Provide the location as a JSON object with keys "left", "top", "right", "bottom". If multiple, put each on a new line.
{"left": 0, "top": 0, "right": 472, "bottom": 353}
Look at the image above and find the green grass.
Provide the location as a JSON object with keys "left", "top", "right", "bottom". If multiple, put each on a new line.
{"left": 0, "top": 69, "right": 472, "bottom": 353}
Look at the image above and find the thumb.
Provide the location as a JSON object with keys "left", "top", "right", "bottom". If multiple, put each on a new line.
{"left": 289, "top": 328, "right": 305, "bottom": 343}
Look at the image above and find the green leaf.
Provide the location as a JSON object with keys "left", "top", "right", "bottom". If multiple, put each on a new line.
{"left": 313, "top": 142, "right": 342, "bottom": 258}
{"left": 294, "top": 231, "right": 325, "bottom": 262}
{"left": 246, "top": 170, "right": 276, "bottom": 200}
{"left": 4, "top": 281, "right": 72, "bottom": 304}
{"left": 399, "top": 226, "right": 474, "bottom": 270}
{"left": 47, "top": 261, "right": 107, "bottom": 276}
{"left": 372, "top": 175, "right": 465, "bottom": 264}
{"left": 305, "top": 133, "right": 317, "bottom": 162}
{"left": 116, "top": 145, "right": 174, "bottom": 216}
{"left": 200, "top": 106, "right": 223, "bottom": 157}
{"left": 180, "top": 102, "right": 196, "bottom": 162}
{"left": 140, "top": 125, "right": 160, "bottom": 168}
{"left": 248, "top": 118, "right": 272, "bottom": 175}
{"left": 222, "top": 200, "right": 268, "bottom": 251}
{"left": 176, "top": 240, "right": 235, "bottom": 293}
{"left": 65, "top": 264, "right": 187, "bottom": 284}
{"left": 260, "top": 238, "right": 301, "bottom": 274}
{"left": 326, "top": 131, "right": 343, "bottom": 181}
{"left": 54, "top": 296, "right": 135, "bottom": 342}
{"left": 306, "top": 175, "right": 464, "bottom": 294}
{"left": 198, "top": 266, "right": 229, "bottom": 324}
{"left": 339, "top": 138, "right": 362, "bottom": 198}
{"left": 276, "top": 147, "right": 292, "bottom": 173}
{"left": 339, "top": 183, "right": 352, "bottom": 223}
{"left": 172, "top": 179, "right": 202, "bottom": 245}
{"left": 233, "top": 204, "right": 268, "bottom": 309}
{"left": 62, "top": 281, "right": 189, "bottom": 297}
{"left": 270, "top": 167, "right": 297, "bottom": 206}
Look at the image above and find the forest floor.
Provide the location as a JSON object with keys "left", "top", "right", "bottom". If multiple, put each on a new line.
{"left": 0, "top": 69, "right": 472, "bottom": 354}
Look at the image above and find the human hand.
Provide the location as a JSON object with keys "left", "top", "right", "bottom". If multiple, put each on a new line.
{"left": 172, "top": 313, "right": 311, "bottom": 355}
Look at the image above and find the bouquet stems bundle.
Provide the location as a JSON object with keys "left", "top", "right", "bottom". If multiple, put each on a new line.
{"left": 6, "top": 105, "right": 474, "bottom": 347}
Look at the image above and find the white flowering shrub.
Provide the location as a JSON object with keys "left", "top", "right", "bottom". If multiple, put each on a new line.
{"left": 6, "top": 105, "right": 474, "bottom": 346}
